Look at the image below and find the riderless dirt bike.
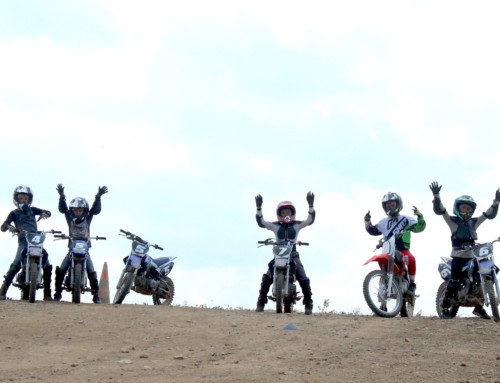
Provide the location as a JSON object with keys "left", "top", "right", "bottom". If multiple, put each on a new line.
{"left": 113, "top": 229, "right": 176, "bottom": 305}
{"left": 54, "top": 233, "right": 106, "bottom": 303}
{"left": 435, "top": 238, "right": 500, "bottom": 321}
{"left": 363, "top": 231, "right": 416, "bottom": 318}
{"left": 257, "top": 238, "right": 308, "bottom": 313}
{"left": 12, "top": 229, "right": 61, "bottom": 303}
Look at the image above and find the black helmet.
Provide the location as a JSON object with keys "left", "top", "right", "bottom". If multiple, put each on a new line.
{"left": 13, "top": 185, "right": 33, "bottom": 208}
{"left": 381, "top": 192, "right": 403, "bottom": 217}
{"left": 453, "top": 195, "right": 476, "bottom": 221}
{"left": 69, "top": 197, "right": 89, "bottom": 224}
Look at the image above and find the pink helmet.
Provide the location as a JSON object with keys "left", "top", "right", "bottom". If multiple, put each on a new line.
{"left": 276, "top": 201, "right": 296, "bottom": 223}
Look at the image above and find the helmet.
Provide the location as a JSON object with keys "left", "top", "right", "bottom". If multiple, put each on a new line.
{"left": 69, "top": 197, "right": 89, "bottom": 223}
{"left": 276, "top": 201, "right": 296, "bottom": 224}
{"left": 453, "top": 195, "right": 476, "bottom": 221}
{"left": 13, "top": 185, "right": 33, "bottom": 208}
{"left": 381, "top": 192, "right": 403, "bottom": 217}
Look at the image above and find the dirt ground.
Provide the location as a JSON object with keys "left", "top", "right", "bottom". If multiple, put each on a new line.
{"left": 0, "top": 300, "right": 498, "bottom": 383}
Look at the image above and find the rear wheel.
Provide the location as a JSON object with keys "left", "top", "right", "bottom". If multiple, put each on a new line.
{"left": 485, "top": 280, "right": 500, "bottom": 322}
{"left": 72, "top": 263, "right": 82, "bottom": 304}
{"left": 363, "top": 270, "right": 402, "bottom": 317}
{"left": 275, "top": 273, "right": 284, "bottom": 314}
{"left": 400, "top": 297, "right": 415, "bottom": 318}
{"left": 435, "top": 281, "right": 459, "bottom": 319}
{"left": 152, "top": 277, "right": 175, "bottom": 305}
{"left": 284, "top": 299, "right": 293, "bottom": 313}
{"left": 113, "top": 272, "right": 135, "bottom": 304}
{"left": 29, "top": 262, "right": 38, "bottom": 303}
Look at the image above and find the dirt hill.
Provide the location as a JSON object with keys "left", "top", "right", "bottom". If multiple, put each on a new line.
{"left": 0, "top": 300, "right": 498, "bottom": 383}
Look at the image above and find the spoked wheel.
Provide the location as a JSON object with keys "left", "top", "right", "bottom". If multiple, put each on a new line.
{"left": 29, "top": 262, "right": 38, "bottom": 303}
{"left": 113, "top": 272, "right": 135, "bottom": 304}
{"left": 485, "top": 280, "right": 500, "bottom": 322}
{"left": 435, "top": 281, "right": 459, "bottom": 319}
{"left": 363, "top": 270, "right": 403, "bottom": 317}
{"left": 152, "top": 277, "right": 175, "bottom": 305}
{"left": 72, "top": 263, "right": 82, "bottom": 304}
{"left": 284, "top": 299, "right": 293, "bottom": 313}
{"left": 275, "top": 273, "right": 284, "bottom": 314}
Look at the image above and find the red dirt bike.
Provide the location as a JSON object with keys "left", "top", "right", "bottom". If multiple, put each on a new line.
{"left": 362, "top": 231, "right": 416, "bottom": 317}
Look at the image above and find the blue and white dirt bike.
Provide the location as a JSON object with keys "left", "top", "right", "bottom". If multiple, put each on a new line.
{"left": 54, "top": 233, "right": 106, "bottom": 303}
{"left": 257, "top": 238, "right": 308, "bottom": 313}
{"left": 113, "top": 229, "right": 176, "bottom": 305}
{"left": 435, "top": 238, "right": 500, "bottom": 321}
{"left": 12, "top": 229, "right": 61, "bottom": 303}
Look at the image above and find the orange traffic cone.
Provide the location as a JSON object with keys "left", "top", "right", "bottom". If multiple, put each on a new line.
{"left": 98, "top": 262, "right": 110, "bottom": 304}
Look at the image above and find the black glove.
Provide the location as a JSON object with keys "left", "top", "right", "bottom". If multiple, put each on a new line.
{"left": 412, "top": 206, "right": 422, "bottom": 217}
{"left": 1, "top": 223, "right": 16, "bottom": 233}
{"left": 255, "top": 194, "right": 263, "bottom": 209}
{"left": 364, "top": 211, "right": 371, "bottom": 222}
{"left": 307, "top": 191, "right": 315, "bottom": 207}
{"left": 56, "top": 184, "right": 65, "bottom": 197}
{"left": 40, "top": 210, "right": 51, "bottom": 220}
{"left": 495, "top": 189, "right": 500, "bottom": 203}
{"left": 1, "top": 223, "right": 8, "bottom": 232}
{"left": 429, "top": 182, "right": 442, "bottom": 195}
{"left": 97, "top": 186, "right": 108, "bottom": 197}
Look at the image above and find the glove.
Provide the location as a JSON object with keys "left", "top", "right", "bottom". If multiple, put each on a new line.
{"left": 495, "top": 189, "right": 500, "bottom": 203}
{"left": 307, "top": 191, "right": 315, "bottom": 207}
{"left": 40, "top": 211, "right": 51, "bottom": 220}
{"left": 2, "top": 224, "right": 16, "bottom": 233}
{"left": 255, "top": 194, "right": 263, "bottom": 209}
{"left": 364, "top": 211, "right": 371, "bottom": 222}
{"left": 413, "top": 206, "right": 422, "bottom": 217}
{"left": 429, "top": 182, "right": 442, "bottom": 195}
{"left": 1, "top": 223, "right": 8, "bottom": 232}
{"left": 97, "top": 186, "right": 108, "bottom": 197}
{"left": 56, "top": 184, "right": 65, "bottom": 197}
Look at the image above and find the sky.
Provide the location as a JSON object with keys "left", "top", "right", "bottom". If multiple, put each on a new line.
{"left": 1, "top": 0, "right": 500, "bottom": 317}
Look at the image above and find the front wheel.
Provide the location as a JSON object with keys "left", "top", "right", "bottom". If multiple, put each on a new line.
{"left": 72, "top": 263, "right": 82, "bottom": 304}
{"left": 435, "top": 281, "right": 459, "bottom": 319}
{"left": 485, "top": 280, "right": 500, "bottom": 322}
{"left": 29, "top": 262, "right": 39, "bottom": 303}
{"left": 113, "top": 272, "right": 135, "bottom": 304}
{"left": 152, "top": 277, "right": 175, "bottom": 305}
{"left": 363, "top": 270, "right": 403, "bottom": 318}
{"left": 275, "top": 273, "right": 285, "bottom": 314}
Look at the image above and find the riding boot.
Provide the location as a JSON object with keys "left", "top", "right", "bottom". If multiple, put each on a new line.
{"left": 53, "top": 266, "right": 66, "bottom": 302}
{"left": 89, "top": 271, "right": 101, "bottom": 304}
{"left": 0, "top": 264, "right": 21, "bottom": 300}
{"left": 43, "top": 265, "right": 53, "bottom": 301}
{"left": 298, "top": 278, "right": 313, "bottom": 315}
{"left": 256, "top": 274, "right": 272, "bottom": 312}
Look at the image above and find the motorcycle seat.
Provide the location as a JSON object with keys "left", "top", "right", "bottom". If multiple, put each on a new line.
{"left": 151, "top": 257, "right": 174, "bottom": 268}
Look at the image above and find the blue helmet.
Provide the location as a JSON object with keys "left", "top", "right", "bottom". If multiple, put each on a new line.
{"left": 453, "top": 195, "right": 476, "bottom": 221}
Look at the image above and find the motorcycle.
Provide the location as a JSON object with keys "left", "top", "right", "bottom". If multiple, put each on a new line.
{"left": 257, "top": 238, "right": 308, "bottom": 313}
{"left": 12, "top": 229, "right": 61, "bottom": 303}
{"left": 54, "top": 233, "right": 106, "bottom": 303}
{"left": 435, "top": 238, "right": 500, "bottom": 321}
{"left": 113, "top": 229, "right": 176, "bottom": 305}
{"left": 362, "top": 231, "right": 416, "bottom": 318}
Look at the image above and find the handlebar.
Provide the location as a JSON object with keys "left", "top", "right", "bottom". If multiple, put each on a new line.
{"left": 257, "top": 238, "right": 309, "bottom": 246}
{"left": 13, "top": 229, "right": 62, "bottom": 236}
{"left": 54, "top": 234, "right": 106, "bottom": 241}
{"left": 119, "top": 229, "right": 163, "bottom": 251}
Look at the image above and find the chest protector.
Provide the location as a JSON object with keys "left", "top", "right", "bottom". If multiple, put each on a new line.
{"left": 13, "top": 207, "right": 37, "bottom": 234}
{"left": 276, "top": 223, "right": 298, "bottom": 241}
{"left": 69, "top": 220, "right": 90, "bottom": 239}
{"left": 450, "top": 216, "right": 478, "bottom": 248}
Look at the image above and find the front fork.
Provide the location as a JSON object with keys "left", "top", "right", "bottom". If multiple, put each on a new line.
{"left": 69, "top": 257, "right": 88, "bottom": 289}
{"left": 272, "top": 266, "right": 290, "bottom": 297}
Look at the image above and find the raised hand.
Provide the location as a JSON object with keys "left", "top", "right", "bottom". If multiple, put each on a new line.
{"left": 307, "top": 191, "right": 315, "bottom": 207}
{"left": 429, "top": 182, "right": 442, "bottom": 195}
{"left": 97, "top": 186, "right": 108, "bottom": 197}
{"left": 255, "top": 194, "right": 263, "bottom": 209}
{"left": 364, "top": 211, "right": 371, "bottom": 222}
{"left": 495, "top": 189, "right": 500, "bottom": 202}
{"left": 56, "top": 184, "right": 65, "bottom": 197}
{"left": 412, "top": 206, "right": 422, "bottom": 217}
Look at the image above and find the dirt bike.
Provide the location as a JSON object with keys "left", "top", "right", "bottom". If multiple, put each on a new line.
{"left": 257, "top": 238, "right": 308, "bottom": 313}
{"left": 362, "top": 231, "right": 416, "bottom": 318}
{"left": 113, "top": 229, "right": 176, "bottom": 305}
{"left": 12, "top": 229, "right": 61, "bottom": 303}
{"left": 435, "top": 238, "right": 500, "bottom": 321}
{"left": 54, "top": 233, "right": 106, "bottom": 303}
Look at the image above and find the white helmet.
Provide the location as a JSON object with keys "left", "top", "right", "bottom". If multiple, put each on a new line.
{"left": 13, "top": 185, "right": 33, "bottom": 208}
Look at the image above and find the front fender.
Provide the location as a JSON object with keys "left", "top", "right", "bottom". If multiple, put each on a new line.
{"left": 363, "top": 253, "right": 401, "bottom": 274}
